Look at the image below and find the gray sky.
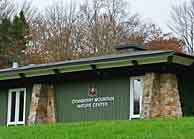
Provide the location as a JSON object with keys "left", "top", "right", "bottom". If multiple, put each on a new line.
{"left": 130, "top": 0, "right": 189, "bottom": 33}
{"left": 16, "top": 0, "right": 189, "bottom": 33}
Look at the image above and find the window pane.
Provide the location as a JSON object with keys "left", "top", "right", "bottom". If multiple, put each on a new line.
{"left": 19, "top": 91, "right": 24, "bottom": 122}
{"left": 10, "top": 92, "right": 16, "bottom": 122}
{"left": 133, "top": 79, "right": 142, "bottom": 115}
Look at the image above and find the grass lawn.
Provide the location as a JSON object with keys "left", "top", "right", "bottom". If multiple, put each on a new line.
{"left": 0, "top": 118, "right": 194, "bottom": 139}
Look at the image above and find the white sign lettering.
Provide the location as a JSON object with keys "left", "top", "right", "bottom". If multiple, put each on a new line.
{"left": 72, "top": 97, "right": 114, "bottom": 109}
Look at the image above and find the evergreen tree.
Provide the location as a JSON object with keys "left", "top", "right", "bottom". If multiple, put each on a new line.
{"left": 0, "top": 10, "right": 30, "bottom": 67}
{"left": 0, "top": 18, "right": 12, "bottom": 67}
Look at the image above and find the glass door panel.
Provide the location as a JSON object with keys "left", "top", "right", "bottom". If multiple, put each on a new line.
{"left": 7, "top": 89, "right": 26, "bottom": 126}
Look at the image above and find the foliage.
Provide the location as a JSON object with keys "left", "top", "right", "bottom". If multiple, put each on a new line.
{"left": 145, "top": 34, "right": 184, "bottom": 53}
{"left": 0, "top": 10, "right": 30, "bottom": 67}
{"left": 26, "top": 0, "right": 162, "bottom": 64}
{"left": 24, "top": 47, "right": 50, "bottom": 64}
{"left": 0, "top": 118, "right": 194, "bottom": 139}
{"left": 0, "top": 0, "right": 189, "bottom": 67}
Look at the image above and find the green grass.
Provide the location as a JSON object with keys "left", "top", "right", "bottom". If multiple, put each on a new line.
{"left": 0, "top": 118, "right": 194, "bottom": 139}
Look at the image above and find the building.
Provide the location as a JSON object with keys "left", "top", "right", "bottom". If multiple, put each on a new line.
{"left": 0, "top": 44, "right": 194, "bottom": 126}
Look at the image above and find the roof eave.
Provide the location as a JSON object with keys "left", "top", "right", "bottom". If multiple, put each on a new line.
{"left": 0, "top": 52, "right": 174, "bottom": 81}
{"left": 0, "top": 51, "right": 193, "bottom": 81}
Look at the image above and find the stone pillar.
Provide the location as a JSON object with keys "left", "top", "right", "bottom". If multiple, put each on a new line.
{"left": 142, "top": 73, "right": 182, "bottom": 118}
{"left": 142, "top": 73, "right": 160, "bottom": 118}
{"left": 27, "top": 84, "right": 56, "bottom": 124}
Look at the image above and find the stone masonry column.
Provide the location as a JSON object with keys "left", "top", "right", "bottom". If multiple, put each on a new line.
{"left": 142, "top": 73, "right": 182, "bottom": 118}
{"left": 27, "top": 84, "right": 56, "bottom": 125}
{"left": 159, "top": 74, "right": 182, "bottom": 117}
{"left": 141, "top": 73, "right": 160, "bottom": 118}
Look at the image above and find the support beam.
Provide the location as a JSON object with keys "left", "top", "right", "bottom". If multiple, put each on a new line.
{"left": 19, "top": 73, "right": 26, "bottom": 78}
{"left": 53, "top": 69, "right": 60, "bottom": 74}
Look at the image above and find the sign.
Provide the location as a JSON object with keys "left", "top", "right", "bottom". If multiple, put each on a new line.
{"left": 72, "top": 97, "right": 114, "bottom": 109}
{"left": 88, "top": 85, "right": 97, "bottom": 97}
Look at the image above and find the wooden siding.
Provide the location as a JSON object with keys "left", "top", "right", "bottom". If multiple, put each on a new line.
{"left": 55, "top": 76, "right": 130, "bottom": 122}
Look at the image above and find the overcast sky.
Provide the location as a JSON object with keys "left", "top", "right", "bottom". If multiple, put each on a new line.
{"left": 130, "top": 0, "right": 189, "bottom": 33}
{"left": 16, "top": 0, "right": 189, "bottom": 33}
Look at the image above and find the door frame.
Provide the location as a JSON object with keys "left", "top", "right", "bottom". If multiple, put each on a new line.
{"left": 129, "top": 76, "right": 144, "bottom": 120}
{"left": 7, "top": 88, "right": 26, "bottom": 126}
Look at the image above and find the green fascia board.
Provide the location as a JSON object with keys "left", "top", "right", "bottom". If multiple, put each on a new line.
{"left": 0, "top": 64, "right": 93, "bottom": 80}
{"left": 96, "top": 60, "right": 132, "bottom": 69}
{"left": 20, "top": 64, "right": 92, "bottom": 78}
{"left": 0, "top": 55, "right": 170, "bottom": 80}
{"left": 59, "top": 64, "right": 92, "bottom": 73}
{"left": 135, "top": 55, "right": 168, "bottom": 65}
{"left": 92, "top": 55, "right": 169, "bottom": 69}
{"left": 24, "top": 69, "right": 54, "bottom": 78}
{"left": 0, "top": 52, "right": 192, "bottom": 81}
{"left": 0, "top": 73, "right": 20, "bottom": 80}
{"left": 172, "top": 55, "right": 194, "bottom": 66}
{"left": 0, "top": 60, "right": 133, "bottom": 79}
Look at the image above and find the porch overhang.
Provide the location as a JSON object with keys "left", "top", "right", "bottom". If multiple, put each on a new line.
{"left": 0, "top": 51, "right": 193, "bottom": 81}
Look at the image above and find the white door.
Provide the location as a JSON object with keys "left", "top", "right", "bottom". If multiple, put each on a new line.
{"left": 7, "top": 88, "right": 26, "bottom": 126}
{"left": 130, "top": 77, "right": 144, "bottom": 119}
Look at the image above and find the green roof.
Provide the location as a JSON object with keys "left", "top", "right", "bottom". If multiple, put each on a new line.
{"left": 0, "top": 50, "right": 193, "bottom": 81}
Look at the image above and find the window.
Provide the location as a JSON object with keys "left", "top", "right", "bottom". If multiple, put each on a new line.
{"left": 7, "top": 88, "right": 26, "bottom": 126}
{"left": 130, "top": 77, "right": 143, "bottom": 119}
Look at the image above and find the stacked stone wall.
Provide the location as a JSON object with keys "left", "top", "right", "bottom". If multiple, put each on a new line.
{"left": 27, "top": 84, "right": 56, "bottom": 124}
{"left": 142, "top": 73, "right": 182, "bottom": 118}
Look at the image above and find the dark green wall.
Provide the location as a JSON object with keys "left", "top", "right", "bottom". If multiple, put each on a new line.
{"left": 55, "top": 76, "right": 130, "bottom": 123}
{"left": 179, "top": 74, "right": 194, "bottom": 116}
{"left": 0, "top": 86, "right": 32, "bottom": 126}
{"left": 0, "top": 89, "right": 8, "bottom": 125}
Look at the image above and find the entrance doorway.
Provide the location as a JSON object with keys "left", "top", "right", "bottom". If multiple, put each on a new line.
{"left": 7, "top": 88, "right": 26, "bottom": 126}
{"left": 130, "top": 77, "right": 144, "bottom": 119}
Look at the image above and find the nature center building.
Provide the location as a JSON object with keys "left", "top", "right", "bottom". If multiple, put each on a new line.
{"left": 0, "top": 44, "right": 194, "bottom": 126}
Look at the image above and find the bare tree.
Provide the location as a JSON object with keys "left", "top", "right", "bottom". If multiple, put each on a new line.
{"left": 28, "top": 0, "right": 79, "bottom": 62}
{"left": 169, "top": 0, "right": 194, "bottom": 55}
{"left": 77, "top": 0, "right": 148, "bottom": 57}
{"left": 27, "top": 0, "right": 163, "bottom": 64}
{"left": 17, "top": 0, "right": 38, "bottom": 22}
{"left": 0, "top": 0, "right": 15, "bottom": 19}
